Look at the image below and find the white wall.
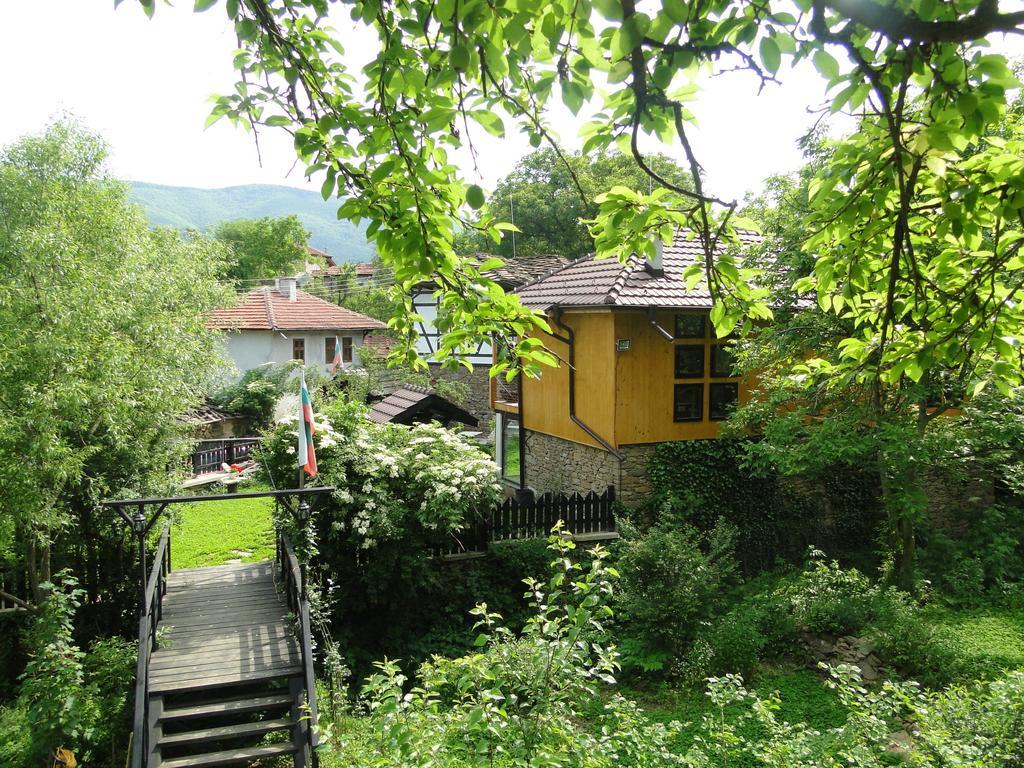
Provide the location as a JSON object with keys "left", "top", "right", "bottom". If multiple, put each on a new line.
{"left": 412, "top": 289, "right": 493, "bottom": 364}
{"left": 222, "top": 329, "right": 365, "bottom": 382}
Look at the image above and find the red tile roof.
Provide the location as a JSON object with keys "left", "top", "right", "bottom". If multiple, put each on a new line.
{"left": 515, "top": 230, "right": 764, "bottom": 310}
{"left": 209, "top": 287, "right": 387, "bottom": 331}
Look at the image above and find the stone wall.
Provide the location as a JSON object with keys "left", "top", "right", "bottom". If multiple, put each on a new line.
{"left": 428, "top": 363, "right": 494, "bottom": 432}
{"left": 521, "top": 431, "right": 658, "bottom": 507}
{"left": 523, "top": 430, "right": 620, "bottom": 496}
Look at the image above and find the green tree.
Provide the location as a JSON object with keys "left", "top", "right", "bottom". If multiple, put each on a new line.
{"left": 148, "top": 0, "right": 1024, "bottom": 391}
{"left": 0, "top": 120, "right": 229, "bottom": 611}
{"left": 212, "top": 214, "right": 310, "bottom": 283}
{"left": 730, "top": 101, "right": 1024, "bottom": 589}
{"left": 457, "top": 148, "right": 690, "bottom": 259}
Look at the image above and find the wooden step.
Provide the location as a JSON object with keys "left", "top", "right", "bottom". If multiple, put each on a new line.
{"left": 161, "top": 692, "right": 293, "bottom": 722}
{"left": 149, "top": 666, "right": 302, "bottom": 695}
{"left": 160, "top": 742, "right": 296, "bottom": 768}
{"left": 159, "top": 717, "right": 292, "bottom": 747}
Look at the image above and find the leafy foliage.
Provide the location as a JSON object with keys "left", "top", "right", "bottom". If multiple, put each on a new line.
{"left": 615, "top": 521, "right": 739, "bottom": 675}
{"left": 0, "top": 119, "right": 229, "bottom": 615}
{"left": 323, "top": 535, "right": 685, "bottom": 768}
{"left": 212, "top": 214, "right": 310, "bottom": 283}
{"left": 456, "top": 148, "right": 690, "bottom": 259}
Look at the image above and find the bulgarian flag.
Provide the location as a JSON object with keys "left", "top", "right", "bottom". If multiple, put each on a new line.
{"left": 298, "top": 372, "right": 318, "bottom": 477}
{"left": 329, "top": 337, "right": 343, "bottom": 375}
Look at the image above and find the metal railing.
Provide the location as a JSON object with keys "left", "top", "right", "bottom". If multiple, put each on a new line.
{"left": 277, "top": 531, "right": 320, "bottom": 767}
{"left": 130, "top": 524, "right": 171, "bottom": 768}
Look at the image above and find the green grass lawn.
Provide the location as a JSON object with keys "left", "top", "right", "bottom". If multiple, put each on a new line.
{"left": 921, "top": 604, "right": 1024, "bottom": 682}
{"left": 169, "top": 489, "right": 276, "bottom": 569}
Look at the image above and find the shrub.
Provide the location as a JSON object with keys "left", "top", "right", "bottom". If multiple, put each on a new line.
{"left": 685, "top": 667, "right": 1024, "bottom": 767}
{"left": 919, "top": 503, "right": 1024, "bottom": 607}
{"left": 19, "top": 574, "right": 89, "bottom": 764}
{"left": 615, "top": 520, "right": 739, "bottom": 675}
{"left": 323, "top": 535, "right": 685, "bottom": 768}
{"left": 259, "top": 397, "right": 503, "bottom": 676}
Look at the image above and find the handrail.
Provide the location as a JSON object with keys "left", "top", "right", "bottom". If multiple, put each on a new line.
{"left": 130, "top": 524, "right": 171, "bottom": 768}
{"left": 277, "top": 531, "right": 320, "bottom": 767}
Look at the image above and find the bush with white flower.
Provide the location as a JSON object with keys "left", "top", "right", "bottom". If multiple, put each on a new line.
{"left": 257, "top": 397, "right": 501, "bottom": 552}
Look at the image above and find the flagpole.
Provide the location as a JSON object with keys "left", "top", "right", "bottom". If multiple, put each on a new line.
{"left": 298, "top": 370, "right": 305, "bottom": 491}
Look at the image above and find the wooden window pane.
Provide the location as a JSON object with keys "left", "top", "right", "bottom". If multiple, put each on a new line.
{"left": 325, "top": 336, "right": 337, "bottom": 362}
{"left": 674, "top": 345, "right": 704, "bottom": 378}
{"left": 709, "top": 383, "right": 738, "bottom": 420}
{"left": 342, "top": 336, "right": 353, "bottom": 363}
{"left": 292, "top": 338, "right": 305, "bottom": 362}
{"left": 673, "top": 383, "right": 703, "bottom": 422}
{"left": 711, "top": 344, "right": 735, "bottom": 377}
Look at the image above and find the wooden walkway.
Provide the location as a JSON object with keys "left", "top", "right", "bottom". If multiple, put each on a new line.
{"left": 151, "top": 562, "right": 301, "bottom": 694}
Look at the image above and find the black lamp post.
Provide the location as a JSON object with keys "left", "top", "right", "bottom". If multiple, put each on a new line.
{"left": 131, "top": 509, "right": 147, "bottom": 611}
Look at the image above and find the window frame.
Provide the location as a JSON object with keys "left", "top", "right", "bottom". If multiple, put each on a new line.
{"left": 711, "top": 343, "right": 735, "bottom": 378}
{"left": 342, "top": 336, "right": 354, "bottom": 363}
{"left": 709, "top": 382, "right": 739, "bottom": 421}
{"left": 673, "top": 383, "right": 704, "bottom": 422}
{"left": 674, "top": 312, "right": 706, "bottom": 339}
{"left": 325, "top": 336, "right": 337, "bottom": 363}
{"left": 674, "top": 344, "right": 705, "bottom": 379}
{"left": 292, "top": 337, "right": 305, "bottom": 362}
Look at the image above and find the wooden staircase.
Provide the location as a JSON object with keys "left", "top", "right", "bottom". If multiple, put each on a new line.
{"left": 127, "top": 541, "right": 319, "bottom": 767}
{"left": 142, "top": 562, "right": 312, "bottom": 767}
{"left": 105, "top": 489, "right": 332, "bottom": 768}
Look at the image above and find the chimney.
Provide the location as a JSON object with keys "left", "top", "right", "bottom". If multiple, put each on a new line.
{"left": 646, "top": 239, "right": 664, "bottom": 277}
{"left": 275, "top": 276, "right": 298, "bottom": 301}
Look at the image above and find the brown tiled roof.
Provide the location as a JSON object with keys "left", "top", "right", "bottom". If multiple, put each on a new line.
{"left": 307, "top": 245, "right": 335, "bottom": 266}
{"left": 367, "top": 384, "right": 478, "bottom": 427}
{"left": 367, "top": 385, "right": 434, "bottom": 423}
{"left": 515, "top": 230, "right": 764, "bottom": 310}
{"left": 415, "top": 254, "right": 571, "bottom": 291}
{"left": 209, "top": 288, "right": 387, "bottom": 331}
{"left": 355, "top": 262, "right": 376, "bottom": 277}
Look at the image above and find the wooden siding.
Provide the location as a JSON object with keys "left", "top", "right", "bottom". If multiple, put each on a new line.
{"left": 614, "top": 310, "right": 752, "bottom": 445}
{"left": 519, "top": 311, "right": 616, "bottom": 449}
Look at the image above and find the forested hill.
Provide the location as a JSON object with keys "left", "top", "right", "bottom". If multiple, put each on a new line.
{"left": 129, "top": 181, "right": 375, "bottom": 263}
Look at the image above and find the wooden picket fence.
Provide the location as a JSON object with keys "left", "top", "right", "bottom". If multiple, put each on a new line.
{"left": 435, "top": 486, "right": 617, "bottom": 558}
{"left": 190, "top": 437, "right": 261, "bottom": 475}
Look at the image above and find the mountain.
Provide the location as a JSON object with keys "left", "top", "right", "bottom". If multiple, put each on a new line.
{"left": 129, "top": 182, "right": 376, "bottom": 263}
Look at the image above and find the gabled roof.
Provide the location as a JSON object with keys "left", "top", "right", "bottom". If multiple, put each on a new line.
{"left": 414, "top": 253, "right": 571, "bottom": 292}
{"left": 515, "top": 230, "right": 764, "bottom": 311}
{"left": 367, "top": 384, "right": 478, "bottom": 428}
{"left": 209, "top": 287, "right": 387, "bottom": 332}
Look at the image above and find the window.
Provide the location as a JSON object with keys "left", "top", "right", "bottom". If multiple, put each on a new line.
{"left": 325, "top": 336, "right": 337, "bottom": 363}
{"left": 673, "top": 384, "right": 703, "bottom": 422}
{"left": 709, "top": 383, "right": 739, "bottom": 420}
{"left": 292, "top": 337, "right": 305, "bottom": 362}
{"left": 674, "top": 345, "right": 704, "bottom": 378}
{"left": 497, "top": 414, "right": 522, "bottom": 484}
{"left": 711, "top": 344, "right": 735, "bottom": 378}
{"left": 342, "top": 336, "right": 353, "bottom": 363}
{"left": 674, "top": 312, "right": 706, "bottom": 339}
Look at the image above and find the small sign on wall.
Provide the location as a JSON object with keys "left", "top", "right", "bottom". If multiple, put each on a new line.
{"left": 615, "top": 338, "right": 631, "bottom": 352}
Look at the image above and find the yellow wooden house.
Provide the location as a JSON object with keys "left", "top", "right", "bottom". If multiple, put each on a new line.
{"left": 491, "top": 232, "right": 761, "bottom": 505}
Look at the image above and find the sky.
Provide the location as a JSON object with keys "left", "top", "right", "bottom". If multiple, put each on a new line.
{"left": 1, "top": 1, "right": 1021, "bottom": 204}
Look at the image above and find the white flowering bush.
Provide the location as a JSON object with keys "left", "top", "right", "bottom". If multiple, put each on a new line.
{"left": 259, "top": 398, "right": 501, "bottom": 551}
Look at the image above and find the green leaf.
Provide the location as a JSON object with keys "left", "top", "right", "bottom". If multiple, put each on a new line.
{"left": 759, "top": 36, "right": 781, "bottom": 75}
{"left": 194, "top": 0, "right": 219, "bottom": 10}
{"left": 466, "top": 184, "right": 485, "bottom": 210}
{"left": 813, "top": 50, "right": 840, "bottom": 81}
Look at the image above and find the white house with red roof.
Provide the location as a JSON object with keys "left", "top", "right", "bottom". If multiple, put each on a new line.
{"left": 209, "top": 277, "right": 386, "bottom": 381}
